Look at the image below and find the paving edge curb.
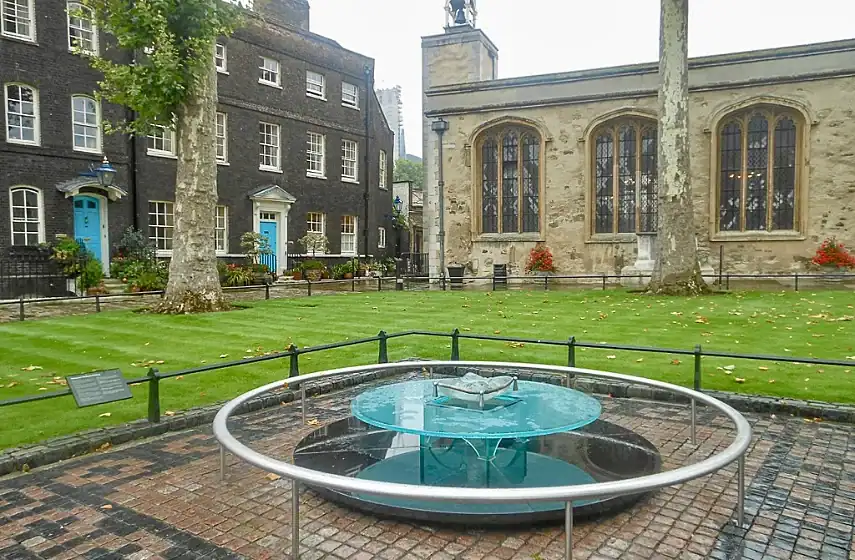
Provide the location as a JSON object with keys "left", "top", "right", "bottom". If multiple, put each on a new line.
{"left": 2, "top": 367, "right": 853, "bottom": 477}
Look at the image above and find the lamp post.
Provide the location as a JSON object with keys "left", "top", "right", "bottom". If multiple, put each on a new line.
{"left": 431, "top": 118, "right": 449, "bottom": 290}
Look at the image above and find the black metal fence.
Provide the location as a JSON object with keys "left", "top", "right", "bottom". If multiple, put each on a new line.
{"left": 0, "top": 246, "right": 88, "bottom": 300}
{"left": 1, "top": 329, "right": 854, "bottom": 426}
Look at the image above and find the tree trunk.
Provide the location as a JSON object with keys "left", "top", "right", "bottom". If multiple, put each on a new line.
{"left": 154, "top": 44, "right": 228, "bottom": 313}
{"left": 648, "top": 0, "right": 709, "bottom": 296}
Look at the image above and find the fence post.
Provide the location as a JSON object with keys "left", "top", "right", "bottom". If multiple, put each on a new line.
{"left": 95, "top": 294, "right": 101, "bottom": 313}
{"left": 377, "top": 330, "right": 388, "bottom": 364}
{"left": 288, "top": 345, "right": 300, "bottom": 377}
{"left": 307, "top": 279, "right": 312, "bottom": 297}
{"left": 450, "top": 328, "right": 460, "bottom": 361}
{"left": 567, "top": 336, "right": 576, "bottom": 368}
{"left": 726, "top": 274, "right": 730, "bottom": 290}
{"left": 719, "top": 245, "right": 724, "bottom": 287}
{"left": 147, "top": 367, "right": 161, "bottom": 424}
{"left": 265, "top": 284, "right": 270, "bottom": 300}
{"left": 492, "top": 271, "right": 496, "bottom": 291}
{"left": 794, "top": 273, "right": 799, "bottom": 292}
{"left": 602, "top": 274, "right": 607, "bottom": 291}
{"left": 378, "top": 276, "right": 382, "bottom": 292}
{"left": 691, "top": 344, "right": 702, "bottom": 445}
{"left": 544, "top": 275, "right": 549, "bottom": 291}
{"left": 18, "top": 295, "right": 24, "bottom": 322}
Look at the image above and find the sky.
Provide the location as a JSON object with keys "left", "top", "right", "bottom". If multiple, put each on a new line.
{"left": 309, "top": 0, "right": 854, "bottom": 158}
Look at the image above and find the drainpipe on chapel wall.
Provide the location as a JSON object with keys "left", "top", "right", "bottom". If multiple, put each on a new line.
{"left": 363, "top": 64, "right": 373, "bottom": 267}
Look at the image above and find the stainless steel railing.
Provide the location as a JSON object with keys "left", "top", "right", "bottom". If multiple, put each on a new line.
{"left": 213, "top": 361, "right": 752, "bottom": 560}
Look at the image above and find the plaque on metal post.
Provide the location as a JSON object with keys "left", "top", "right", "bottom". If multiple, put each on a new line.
{"left": 66, "top": 369, "right": 133, "bottom": 408}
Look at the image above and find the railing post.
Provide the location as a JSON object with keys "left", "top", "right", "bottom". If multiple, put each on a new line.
{"left": 492, "top": 271, "right": 496, "bottom": 291}
{"left": 564, "top": 502, "right": 574, "bottom": 560}
{"left": 377, "top": 330, "right": 388, "bottom": 364}
{"left": 602, "top": 274, "right": 607, "bottom": 291}
{"left": 18, "top": 295, "right": 24, "bottom": 322}
{"left": 147, "top": 367, "right": 161, "bottom": 424}
{"left": 566, "top": 337, "right": 576, "bottom": 387}
{"left": 292, "top": 480, "right": 301, "bottom": 559}
{"left": 794, "top": 273, "right": 799, "bottom": 292}
{"left": 219, "top": 444, "right": 226, "bottom": 482}
{"left": 288, "top": 345, "right": 300, "bottom": 377}
{"left": 736, "top": 455, "right": 746, "bottom": 528}
{"left": 544, "top": 275, "right": 549, "bottom": 291}
{"left": 691, "top": 345, "right": 702, "bottom": 445}
{"left": 378, "top": 276, "right": 382, "bottom": 291}
{"left": 265, "top": 283, "right": 270, "bottom": 300}
{"left": 95, "top": 293, "right": 101, "bottom": 312}
{"left": 307, "top": 278, "right": 312, "bottom": 297}
{"left": 450, "top": 328, "right": 460, "bottom": 361}
{"left": 726, "top": 273, "right": 730, "bottom": 290}
{"left": 718, "top": 245, "right": 724, "bottom": 287}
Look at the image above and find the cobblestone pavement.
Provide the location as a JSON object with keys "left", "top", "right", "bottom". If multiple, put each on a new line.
{"left": 1, "top": 377, "right": 854, "bottom": 560}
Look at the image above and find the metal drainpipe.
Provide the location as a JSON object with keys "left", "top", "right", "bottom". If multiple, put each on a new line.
{"left": 363, "top": 65, "right": 373, "bottom": 266}
{"left": 128, "top": 48, "right": 139, "bottom": 230}
{"left": 436, "top": 129, "right": 446, "bottom": 287}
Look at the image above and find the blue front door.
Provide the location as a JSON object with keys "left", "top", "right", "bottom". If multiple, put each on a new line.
{"left": 259, "top": 220, "right": 277, "bottom": 272}
{"left": 73, "top": 196, "right": 102, "bottom": 262}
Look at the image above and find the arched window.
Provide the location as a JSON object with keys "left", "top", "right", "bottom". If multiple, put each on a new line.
{"left": 478, "top": 126, "right": 541, "bottom": 234}
{"left": 717, "top": 107, "right": 800, "bottom": 232}
{"left": 67, "top": 1, "right": 98, "bottom": 54}
{"left": 9, "top": 187, "right": 43, "bottom": 246}
{"left": 592, "top": 119, "right": 657, "bottom": 235}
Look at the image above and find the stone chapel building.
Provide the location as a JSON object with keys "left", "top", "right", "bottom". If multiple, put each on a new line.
{"left": 421, "top": 14, "right": 855, "bottom": 279}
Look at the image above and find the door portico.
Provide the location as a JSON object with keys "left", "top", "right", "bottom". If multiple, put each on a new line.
{"left": 249, "top": 185, "right": 296, "bottom": 274}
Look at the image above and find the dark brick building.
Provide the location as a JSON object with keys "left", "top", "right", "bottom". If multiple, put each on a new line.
{"left": 0, "top": 0, "right": 394, "bottom": 275}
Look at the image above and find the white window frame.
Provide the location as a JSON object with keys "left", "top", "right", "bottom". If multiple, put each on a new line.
{"left": 9, "top": 186, "right": 45, "bottom": 246}
{"left": 4, "top": 83, "right": 40, "bottom": 146}
{"left": 1, "top": 0, "right": 35, "bottom": 42}
{"left": 341, "top": 82, "right": 359, "bottom": 109}
{"left": 259, "top": 121, "right": 281, "bottom": 172}
{"left": 379, "top": 150, "right": 388, "bottom": 189}
{"left": 378, "top": 227, "right": 386, "bottom": 249}
{"left": 306, "top": 131, "right": 325, "bottom": 178}
{"left": 306, "top": 70, "right": 326, "bottom": 100}
{"left": 341, "top": 215, "right": 357, "bottom": 255}
{"left": 216, "top": 112, "right": 228, "bottom": 164}
{"left": 215, "top": 205, "right": 228, "bottom": 254}
{"left": 147, "top": 124, "right": 176, "bottom": 157}
{"left": 148, "top": 201, "right": 174, "bottom": 254}
{"left": 259, "top": 56, "right": 281, "bottom": 88}
{"left": 341, "top": 139, "right": 358, "bottom": 182}
{"left": 215, "top": 43, "right": 228, "bottom": 74}
{"left": 307, "top": 212, "right": 325, "bottom": 235}
{"left": 67, "top": 1, "right": 98, "bottom": 54}
{"left": 71, "top": 95, "right": 101, "bottom": 153}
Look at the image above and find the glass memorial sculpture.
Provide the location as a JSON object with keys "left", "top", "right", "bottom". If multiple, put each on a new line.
{"left": 294, "top": 368, "right": 661, "bottom": 524}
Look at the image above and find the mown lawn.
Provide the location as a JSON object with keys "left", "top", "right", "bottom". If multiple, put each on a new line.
{"left": 1, "top": 289, "right": 853, "bottom": 449}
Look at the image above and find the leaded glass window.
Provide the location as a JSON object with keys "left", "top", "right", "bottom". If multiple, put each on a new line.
{"left": 479, "top": 126, "right": 540, "bottom": 234}
{"left": 593, "top": 120, "right": 657, "bottom": 234}
{"left": 717, "top": 108, "right": 799, "bottom": 232}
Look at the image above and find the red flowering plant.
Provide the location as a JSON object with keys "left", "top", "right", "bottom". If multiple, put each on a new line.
{"left": 811, "top": 238, "right": 855, "bottom": 269}
{"left": 525, "top": 244, "right": 556, "bottom": 274}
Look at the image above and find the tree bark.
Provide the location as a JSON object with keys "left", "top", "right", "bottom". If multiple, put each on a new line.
{"left": 648, "top": 0, "right": 709, "bottom": 295}
{"left": 154, "top": 44, "right": 229, "bottom": 313}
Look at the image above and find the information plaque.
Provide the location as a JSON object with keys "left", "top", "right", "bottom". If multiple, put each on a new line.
{"left": 66, "top": 369, "right": 133, "bottom": 408}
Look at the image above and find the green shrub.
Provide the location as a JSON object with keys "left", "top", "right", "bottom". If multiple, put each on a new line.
{"left": 123, "top": 259, "right": 168, "bottom": 292}
{"left": 80, "top": 259, "right": 104, "bottom": 291}
{"left": 51, "top": 238, "right": 84, "bottom": 277}
{"left": 115, "top": 227, "right": 155, "bottom": 262}
{"left": 301, "top": 259, "right": 325, "bottom": 271}
{"left": 224, "top": 264, "right": 254, "bottom": 287}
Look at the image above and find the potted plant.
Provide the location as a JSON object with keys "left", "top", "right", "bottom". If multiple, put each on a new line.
{"left": 297, "top": 232, "right": 329, "bottom": 258}
{"left": 810, "top": 238, "right": 855, "bottom": 283}
{"left": 525, "top": 244, "right": 556, "bottom": 276}
{"left": 341, "top": 260, "right": 355, "bottom": 280}
{"left": 291, "top": 264, "right": 304, "bottom": 281}
{"left": 301, "top": 259, "right": 325, "bottom": 281}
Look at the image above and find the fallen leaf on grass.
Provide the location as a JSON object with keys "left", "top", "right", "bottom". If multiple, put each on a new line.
{"left": 155, "top": 360, "right": 165, "bottom": 365}
{"left": 219, "top": 354, "right": 229, "bottom": 359}
{"left": 636, "top": 358, "right": 644, "bottom": 363}
{"left": 606, "top": 355, "right": 616, "bottom": 360}
{"left": 21, "top": 365, "right": 42, "bottom": 371}
{"left": 671, "top": 359, "right": 681, "bottom": 365}
{"left": 99, "top": 412, "right": 111, "bottom": 418}
{"left": 758, "top": 366, "right": 769, "bottom": 371}
{"left": 768, "top": 379, "right": 776, "bottom": 384}
{"left": 734, "top": 378, "right": 746, "bottom": 384}
{"left": 494, "top": 330, "right": 501, "bottom": 334}
{"left": 38, "top": 387, "right": 47, "bottom": 391}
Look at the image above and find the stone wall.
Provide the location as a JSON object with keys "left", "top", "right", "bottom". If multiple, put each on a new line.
{"left": 432, "top": 77, "right": 855, "bottom": 276}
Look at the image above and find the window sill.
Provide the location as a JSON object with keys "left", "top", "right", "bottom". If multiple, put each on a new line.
{"left": 259, "top": 80, "right": 282, "bottom": 89}
{"left": 710, "top": 231, "right": 805, "bottom": 242}
{"left": 147, "top": 150, "right": 177, "bottom": 159}
{"left": 68, "top": 47, "right": 98, "bottom": 56}
{"left": 217, "top": 160, "right": 229, "bottom": 166}
{"left": 307, "top": 172, "right": 326, "bottom": 179}
{"left": 156, "top": 250, "right": 173, "bottom": 258}
{"left": 342, "top": 177, "right": 359, "bottom": 184}
{"left": 307, "top": 92, "right": 327, "bottom": 101}
{"left": 342, "top": 103, "right": 359, "bottom": 110}
{"left": 1, "top": 33, "right": 37, "bottom": 45}
{"left": 260, "top": 166, "right": 283, "bottom": 174}
{"left": 217, "top": 69, "right": 229, "bottom": 75}
{"left": 5, "top": 139, "right": 41, "bottom": 147}
{"left": 73, "top": 147, "right": 103, "bottom": 155}
{"left": 586, "top": 233, "right": 642, "bottom": 244}
{"left": 379, "top": 185, "right": 388, "bottom": 190}
{"left": 473, "top": 233, "right": 545, "bottom": 243}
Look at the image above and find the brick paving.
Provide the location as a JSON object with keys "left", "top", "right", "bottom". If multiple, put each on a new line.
{"left": 1, "top": 375, "right": 854, "bottom": 560}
